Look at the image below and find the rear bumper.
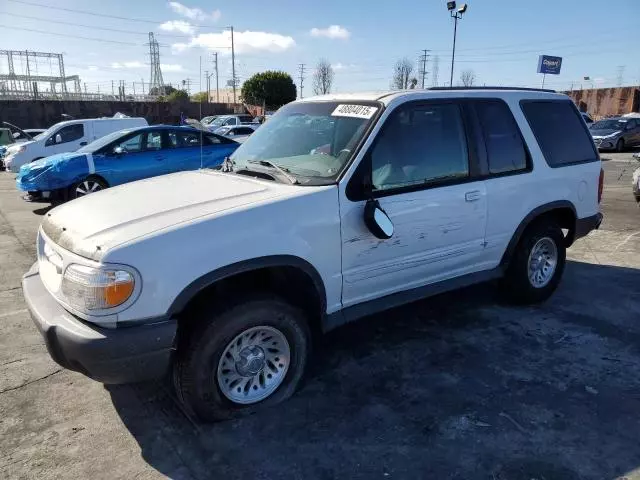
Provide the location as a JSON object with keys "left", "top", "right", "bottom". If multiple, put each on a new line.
{"left": 22, "top": 263, "right": 177, "bottom": 384}
{"left": 574, "top": 212, "right": 603, "bottom": 241}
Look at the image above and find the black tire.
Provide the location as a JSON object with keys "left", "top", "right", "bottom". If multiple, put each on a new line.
{"left": 174, "top": 295, "right": 311, "bottom": 422}
{"left": 70, "top": 176, "right": 108, "bottom": 199}
{"left": 616, "top": 138, "right": 625, "bottom": 152}
{"left": 502, "top": 220, "right": 566, "bottom": 304}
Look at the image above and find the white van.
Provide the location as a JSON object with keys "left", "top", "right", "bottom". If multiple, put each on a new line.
{"left": 3, "top": 117, "right": 147, "bottom": 173}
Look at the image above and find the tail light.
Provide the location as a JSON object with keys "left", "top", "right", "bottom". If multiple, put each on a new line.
{"left": 598, "top": 168, "right": 604, "bottom": 204}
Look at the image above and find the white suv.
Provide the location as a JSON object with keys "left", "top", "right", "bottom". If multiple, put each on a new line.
{"left": 23, "top": 88, "right": 603, "bottom": 421}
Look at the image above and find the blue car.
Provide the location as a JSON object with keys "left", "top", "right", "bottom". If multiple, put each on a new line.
{"left": 16, "top": 125, "right": 239, "bottom": 201}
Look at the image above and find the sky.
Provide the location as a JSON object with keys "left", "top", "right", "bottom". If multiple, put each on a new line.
{"left": 1, "top": 0, "right": 639, "bottom": 97}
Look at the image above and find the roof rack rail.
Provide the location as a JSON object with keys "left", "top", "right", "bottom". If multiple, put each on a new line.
{"left": 428, "top": 86, "right": 556, "bottom": 93}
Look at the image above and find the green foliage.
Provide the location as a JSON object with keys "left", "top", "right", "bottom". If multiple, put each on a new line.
{"left": 166, "top": 89, "right": 189, "bottom": 102}
{"left": 241, "top": 71, "right": 297, "bottom": 109}
{"left": 191, "top": 91, "right": 209, "bottom": 103}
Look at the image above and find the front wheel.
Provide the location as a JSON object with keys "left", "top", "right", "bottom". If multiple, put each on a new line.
{"left": 174, "top": 295, "right": 311, "bottom": 422}
{"left": 502, "top": 221, "right": 566, "bottom": 304}
{"left": 616, "top": 138, "right": 625, "bottom": 152}
{"left": 71, "top": 177, "right": 108, "bottom": 199}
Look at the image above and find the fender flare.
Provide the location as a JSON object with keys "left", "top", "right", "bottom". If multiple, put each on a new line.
{"left": 167, "top": 255, "right": 327, "bottom": 317}
{"left": 500, "top": 200, "right": 577, "bottom": 268}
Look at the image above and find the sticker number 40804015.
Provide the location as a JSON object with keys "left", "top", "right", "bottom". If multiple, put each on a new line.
{"left": 331, "top": 104, "right": 378, "bottom": 119}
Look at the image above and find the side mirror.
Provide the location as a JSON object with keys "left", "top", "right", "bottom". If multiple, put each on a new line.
{"left": 12, "top": 132, "right": 20, "bottom": 139}
{"left": 113, "top": 146, "right": 124, "bottom": 155}
{"left": 364, "top": 199, "right": 394, "bottom": 239}
{"left": 55, "top": 133, "right": 62, "bottom": 144}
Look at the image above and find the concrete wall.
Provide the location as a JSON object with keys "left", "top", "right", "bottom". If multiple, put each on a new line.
{"left": 0, "top": 100, "right": 245, "bottom": 128}
{"left": 565, "top": 86, "right": 640, "bottom": 119}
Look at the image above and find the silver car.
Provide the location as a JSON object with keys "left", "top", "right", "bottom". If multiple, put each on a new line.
{"left": 590, "top": 117, "right": 640, "bottom": 152}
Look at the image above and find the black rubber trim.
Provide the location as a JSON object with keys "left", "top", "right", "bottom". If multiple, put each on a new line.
{"left": 167, "top": 255, "right": 327, "bottom": 317}
{"left": 324, "top": 267, "right": 503, "bottom": 332}
{"left": 499, "top": 200, "right": 577, "bottom": 268}
{"left": 23, "top": 266, "right": 176, "bottom": 384}
{"left": 574, "top": 212, "right": 603, "bottom": 240}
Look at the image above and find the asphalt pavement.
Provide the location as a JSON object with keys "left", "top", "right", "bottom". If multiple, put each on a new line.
{"left": 0, "top": 152, "right": 639, "bottom": 480}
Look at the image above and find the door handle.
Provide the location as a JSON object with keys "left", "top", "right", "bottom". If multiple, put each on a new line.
{"left": 79, "top": 141, "right": 88, "bottom": 146}
{"left": 154, "top": 156, "right": 164, "bottom": 161}
{"left": 465, "top": 190, "right": 481, "bottom": 202}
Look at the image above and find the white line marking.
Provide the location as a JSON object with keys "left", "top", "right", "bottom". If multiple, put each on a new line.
{"left": 613, "top": 231, "right": 640, "bottom": 252}
{"left": 0, "top": 309, "right": 27, "bottom": 318}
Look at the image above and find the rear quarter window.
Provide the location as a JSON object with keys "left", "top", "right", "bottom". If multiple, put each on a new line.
{"left": 520, "top": 100, "right": 598, "bottom": 167}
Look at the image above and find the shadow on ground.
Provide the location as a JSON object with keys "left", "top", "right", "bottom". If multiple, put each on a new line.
{"left": 107, "top": 260, "right": 640, "bottom": 480}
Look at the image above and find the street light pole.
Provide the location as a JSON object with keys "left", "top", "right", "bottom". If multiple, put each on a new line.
{"left": 447, "top": 2, "right": 467, "bottom": 87}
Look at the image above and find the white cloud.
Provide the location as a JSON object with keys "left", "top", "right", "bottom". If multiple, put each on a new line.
{"left": 111, "top": 61, "right": 145, "bottom": 69}
{"left": 174, "top": 30, "right": 295, "bottom": 55}
{"left": 310, "top": 25, "right": 350, "bottom": 40}
{"left": 87, "top": 65, "right": 99, "bottom": 71}
{"left": 160, "top": 64, "right": 184, "bottom": 72}
{"left": 159, "top": 20, "right": 195, "bottom": 35}
{"left": 331, "top": 63, "right": 356, "bottom": 71}
{"left": 168, "top": 1, "right": 220, "bottom": 22}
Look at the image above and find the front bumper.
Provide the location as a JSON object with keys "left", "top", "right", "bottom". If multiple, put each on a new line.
{"left": 574, "top": 212, "right": 603, "bottom": 241}
{"left": 593, "top": 138, "right": 616, "bottom": 150}
{"left": 22, "top": 263, "right": 177, "bottom": 384}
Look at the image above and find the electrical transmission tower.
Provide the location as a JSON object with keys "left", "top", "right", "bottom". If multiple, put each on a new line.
{"left": 419, "top": 50, "right": 430, "bottom": 88}
{"left": 147, "top": 32, "right": 165, "bottom": 94}
{"left": 298, "top": 63, "right": 306, "bottom": 99}
{"left": 431, "top": 55, "right": 440, "bottom": 87}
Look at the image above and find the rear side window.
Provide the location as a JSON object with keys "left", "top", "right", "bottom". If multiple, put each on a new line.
{"left": 521, "top": 101, "right": 597, "bottom": 167}
{"left": 475, "top": 100, "right": 528, "bottom": 174}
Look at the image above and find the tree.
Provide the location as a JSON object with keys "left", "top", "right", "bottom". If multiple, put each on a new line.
{"left": 191, "top": 91, "right": 209, "bottom": 103}
{"left": 241, "top": 71, "right": 297, "bottom": 108}
{"left": 313, "top": 59, "right": 334, "bottom": 95}
{"left": 391, "top": 58, "right": 414, "bottom": 90}
{"left": 460, "top": 70, "right": 476, "bottom": 87}
{"left": 166, "top": 89, "right": 189, "bottom": 102}
{"left": 409, "top": 78, "right": 418, "bottom": 89}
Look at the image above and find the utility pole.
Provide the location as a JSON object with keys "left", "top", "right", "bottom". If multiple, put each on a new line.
{"left": 213, "top": 52, "right": 219, "bottom": 103}
{"left": 616, "top": 65, "right": 625, "bottom": 87}
{"left": 228, "top": 26, "right": 237, "bottom": 103}
{"left": 133, "top": 82, "right": 136, "bottom": 96}
{"left": 205, "top": 70, "right": 210, "bottom": 102}
{"left": 432, "top": 55, "right": 440, "bottom": 87}
{"left": 298, "top": 63, "right": 306, "bottom": 99}
{"left": 111, "top": 80, "right": 114, "bottom": 95}
{"left": 419, "top": 49, "right": 430, "bottom": 89}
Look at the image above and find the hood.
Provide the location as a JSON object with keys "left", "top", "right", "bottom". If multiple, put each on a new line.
{"left": 6, "top": 139, "right": 35, "bottom": 153}
{"left": 41, "top": 170, "right": 296, "bottom": 260}
{"left": 20, "top": 151, "right": 83, "bottom": 172}
{"left": 590, "top": 129, "right": 621, "bottom": 138}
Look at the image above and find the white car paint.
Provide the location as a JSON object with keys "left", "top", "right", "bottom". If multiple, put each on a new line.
{"left": 4, "top": 117, "right": 147, "bottom": 173}
{"left": 34, "top": 89, "right": 601, "bottom": 329}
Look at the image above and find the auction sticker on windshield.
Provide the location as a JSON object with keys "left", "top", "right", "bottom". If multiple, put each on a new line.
{"left": 332, "top": 104, "right": 378, "bottom": 119}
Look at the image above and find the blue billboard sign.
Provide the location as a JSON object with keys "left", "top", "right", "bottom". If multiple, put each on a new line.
{"left": 537, "top": 55, "right": 562, "bottom": 75}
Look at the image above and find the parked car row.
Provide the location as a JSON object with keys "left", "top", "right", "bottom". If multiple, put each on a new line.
{"left": 2, "top": 115, "right": 245, "bottom": 202}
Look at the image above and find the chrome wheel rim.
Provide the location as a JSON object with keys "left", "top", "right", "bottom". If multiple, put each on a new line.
{"left": 217, "top": 326, "right": 290, "bottom": 405}
{"left": 75, "top": 180, "right": 102, "bottom": 197}
{"left": 527, "top": 237, "right": 558, "bottom": 288}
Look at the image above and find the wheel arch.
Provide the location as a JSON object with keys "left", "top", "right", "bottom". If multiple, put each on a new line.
{"left": 168, "top": 255, "right": 327, "bottom": 336}
{"left": 500, "top": 200, "right": 577, "bottom": 269}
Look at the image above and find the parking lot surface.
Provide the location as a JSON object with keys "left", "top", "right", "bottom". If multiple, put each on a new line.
{"left": 1, "top": 152, "right": 639, "bottom": 480}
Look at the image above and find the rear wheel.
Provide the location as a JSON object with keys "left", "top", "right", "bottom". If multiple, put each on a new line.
{"left": 502, "top": 220, "right": 566, "bottom": 304}
{"left": 71, "top": 177, "right": 107, "bottom": 198}
{"left": 174, "top": 295, "right": 311, "bottom": 422}
{"left": 616, "top": 138, "right": 625, "bottom": 152}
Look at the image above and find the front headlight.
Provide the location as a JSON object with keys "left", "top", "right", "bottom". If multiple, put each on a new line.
{"left": 61, "top": 264, "right": 135, "bottom": 312}
{"left": 604, "top": 131, "right": 621, "bottom": 139}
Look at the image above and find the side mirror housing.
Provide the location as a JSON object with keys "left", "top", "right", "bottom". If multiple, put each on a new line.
{"left": 55, "top": 133, "right": 62, "bottom": 144}
{"left": 364, "top": 199, "right": 394, "bottom": 239}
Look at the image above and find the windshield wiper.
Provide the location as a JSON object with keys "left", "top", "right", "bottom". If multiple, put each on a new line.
{"left": 247, "top": 160, "right": 299, "bottom": 185}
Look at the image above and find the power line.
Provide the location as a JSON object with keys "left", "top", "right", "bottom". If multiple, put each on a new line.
{"left": 0, "top": 11, "right": 193, "bottom": 38}
{"left": 0, "top": 24, "right": 144, "bottom": 46}
{"left": 6, "top": 0, "right": 225, "bottom": 30}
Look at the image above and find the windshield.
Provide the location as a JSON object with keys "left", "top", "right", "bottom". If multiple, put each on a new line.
{"left": 33, "top": 132, "right": 47, "bottom": 140}
{"left": 210, "top": 117, "right": 228, "bottom": 127}
{"left": 229, "top": 101, "right": 380, "bottom": 183}
{"left": 77, "top": 129, "right": 131, "bottom": 153}
{"left": 591, "top": 119, "right": 626, "bottom": 130}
